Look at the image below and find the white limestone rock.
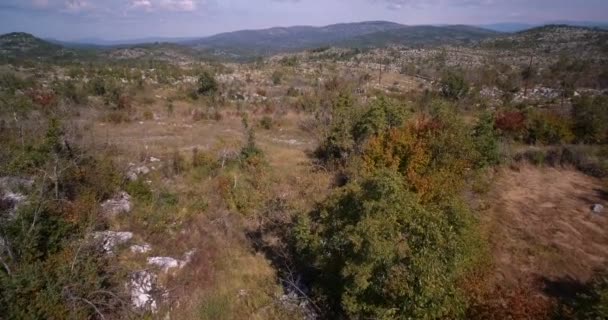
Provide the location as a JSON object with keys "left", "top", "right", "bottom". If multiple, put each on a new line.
{"left": 101, "top": 192, "right": 132, "bottom": 217}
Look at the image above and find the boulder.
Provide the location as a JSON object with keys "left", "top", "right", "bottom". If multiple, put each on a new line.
{"left": 101, "top": 192, "right": 132, "bottom": 216}
{"left": 592, "top": 204, "right": 604, "bottom": 214}
{"left": 130, "top": 243, "right": 152, "bottom": 254}
{"left": 93, "top": 231, "right": 133, "bottom": 253}
{"left": 130, "top": 271, "right": 158, "bottom": 312}
{"left": 127, "top": 165, "right": 151, "bottom": 181}
{"left": 147, "top": 257, "right": 184, "bottom": 272}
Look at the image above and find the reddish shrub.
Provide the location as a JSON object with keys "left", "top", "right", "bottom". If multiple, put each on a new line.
{"left": 27, "top": 89, "right": 57, "bottom": 107}
{"left": 495, "top": 111, "right": 526, "bottom": 133}
{"left": 468, "top": 284, "right": 557, "bottom": 320}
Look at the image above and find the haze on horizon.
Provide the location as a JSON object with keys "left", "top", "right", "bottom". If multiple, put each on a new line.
{"left": 0, "top": 0, "right": 607, "bottom": 41}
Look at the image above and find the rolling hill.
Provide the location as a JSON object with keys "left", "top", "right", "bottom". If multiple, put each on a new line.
{"left": 3, "top": 22, "right": 606, "bottom": 62}
{"left": 182, "top": 21, "right": 503, "bottom": 57}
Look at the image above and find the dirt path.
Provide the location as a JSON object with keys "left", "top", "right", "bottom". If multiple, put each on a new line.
{"left": 485, "top": 165, "right": 608, "bottom": 289}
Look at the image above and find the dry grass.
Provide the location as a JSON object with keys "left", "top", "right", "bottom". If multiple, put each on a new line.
{"left": 483, "top": 164, "right": 608, "bottom": 288}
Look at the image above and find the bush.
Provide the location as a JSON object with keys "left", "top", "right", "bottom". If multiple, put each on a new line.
{"left": 571, "top": 96, "right": 608, "bottom": 144}
{"left": 440, "top": 70, "right": 469, "bottom": 100}
{"left": 315, "top": 93, "right": 356, "bottom": 164}
{"left": 0, "top": 121, "right": 125, "bottom": 319}
{"left": 473, "top": 112, "right": 500, "bottom": 168}
{"left": 271, "top": 70, "right": 283, "bottom": 85}
{"left": 495, "top": 111, "right": 526, "bottom": 136}
{"left": 352, "top": 96, "right": 409, "bottom": 143}
{"left": 573, "top": 270, "right": 608, "bottom": 319}
{"left": 259, "top": 116, "right": 273, "bottom": 130}
{"left": 197, "top": 71, "right": 218, "bottom": 96}
{"left": 525, "top": 111, "right": 574, "bottom": 145}
{"left": 361, "top": 104, "right": 477, "bottom": 202}
{"left": 294, "top": 170, "right": 477, "bottom": 319}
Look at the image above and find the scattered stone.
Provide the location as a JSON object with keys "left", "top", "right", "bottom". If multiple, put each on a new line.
{"left": 127, "top": 165, "right": 151, "bottom": 181}
{"left": 147, "top": 251, "right": 194, "bottom": 272}
{"left": 93, "top": 231, "right": 133, "bottom": 253}
{"left": 147, "top": 257, "right": 183, "bottom": 272}
{"left": 101, "top": 192, "right": 132, "bottom": 216}
{"left": 150, "top": 157, "right": 161, "bottom": 162}
{"left": 130, "top": 243, "right": 152, "bottom": 254}
{"left": 130, "top": 271, "right": 158, "bottom": 312}
{"left": 592, "top": 204, "right": 604, "bottom": 214}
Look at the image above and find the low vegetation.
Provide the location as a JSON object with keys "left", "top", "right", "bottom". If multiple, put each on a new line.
{"left": 0, "top": 23, "right": 607, "bottom": 320}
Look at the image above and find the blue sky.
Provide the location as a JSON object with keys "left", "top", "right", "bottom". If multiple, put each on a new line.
{"left": 0, "top": 0, "right": 606, "bottom": 40}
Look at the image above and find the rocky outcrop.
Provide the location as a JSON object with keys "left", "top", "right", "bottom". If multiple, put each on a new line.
{"left": 147, "top": 250, "right": 195, "bottom": 272}
{"left": 101, "top": 192, "right": 132, "bottom": 217}
{"left": 127, "top": 165, "right": 151, "bottom": 181}
{"left": 130, "top": 243, "right": 152, "bottom": 254}
{"left": 93, "top": 231, "right": 133, "bottom": 253}
{"left": 130, "top": 271, "right": 158, "bottom": 312}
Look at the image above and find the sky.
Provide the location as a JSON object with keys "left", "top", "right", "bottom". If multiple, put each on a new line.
{"left": 0, "top": 0, "right": 607, "bottom": 41}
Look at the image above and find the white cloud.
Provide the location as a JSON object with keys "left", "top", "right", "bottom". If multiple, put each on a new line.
{"left": 131, "top": 0, "right": 152, "bottom": 8}
{"left": 159, "top": 0, "right": 197, "bottom": 11}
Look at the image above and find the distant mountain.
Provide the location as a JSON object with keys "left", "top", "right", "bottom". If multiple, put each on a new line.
{"left": 480, "top": 23, "right": 533, "bottom": 33}
{"left": 183, "top": 21, "right": 501, "bottom": 56}
{"left": 69, "top": 37, "right": 200, "bottom": 46}
{"left": 184, "top": 21, "right": 406, "bottom": 55}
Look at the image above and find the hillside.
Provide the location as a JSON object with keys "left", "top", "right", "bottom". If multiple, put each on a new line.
{"left": 0, "top": 32, "right": 71, "bottom": 59}
{"left": 338, "top": 25, "right": 500, "bottom": 48}
{"left": 185, "top": 21, "right": 405, "bottom": 55}
{"left": 480, "top": 25, "right": 608, "bottom": 55}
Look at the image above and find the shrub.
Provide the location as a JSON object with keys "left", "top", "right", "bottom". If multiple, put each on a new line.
{"left": 473, "top": 112, "right": 500, "bottom": 168}
{"left": 315, "top": 93, "right": 356, "bottom": 164}
{"left": 440, "top": 70, "right": 469, "bottom": 100}
{"left": 352, "top": 96, "right": 409, "bottom": 143}
{"left": 271, "top": 70, "right": 283, "bottom": 85}
{"left": 197, "top": 71, "right": 218, "bottom": 96}
{"left": 294, "top": 170, "right": 477, "bottom": 319}
{"left": 260, "top": 116, "right": 273, "bottom": 130}
{"left": 361, "top": 104, "right": 476, "bottom": 202}
{"left": 571, "top": 96, "right": 608, "bottom": 144}
{"left": 573, "top": 270, "right": 608, "bottom": 319}
{"left": 525, "top": 111, "right": 574, "bottom": 145}
{"left": 0, "top": 121, "right": 125, "bottom": 319}
{"left": 495, "top": 111, "right": 526, "bottom": 135}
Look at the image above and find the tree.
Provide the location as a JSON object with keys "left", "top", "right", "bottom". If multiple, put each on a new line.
{"left": 197, "top": 71, "right": 218, "bottom": 96}
{"left": 295, "top": 170, "right": 476, "bottom": 319}
{"left": 440, "top": 70, "right": 469, "bottom": 100}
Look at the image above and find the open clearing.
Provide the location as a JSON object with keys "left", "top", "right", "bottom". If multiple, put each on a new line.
{"left": 485, "top": 165, "right": 608, "bottom": 292}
